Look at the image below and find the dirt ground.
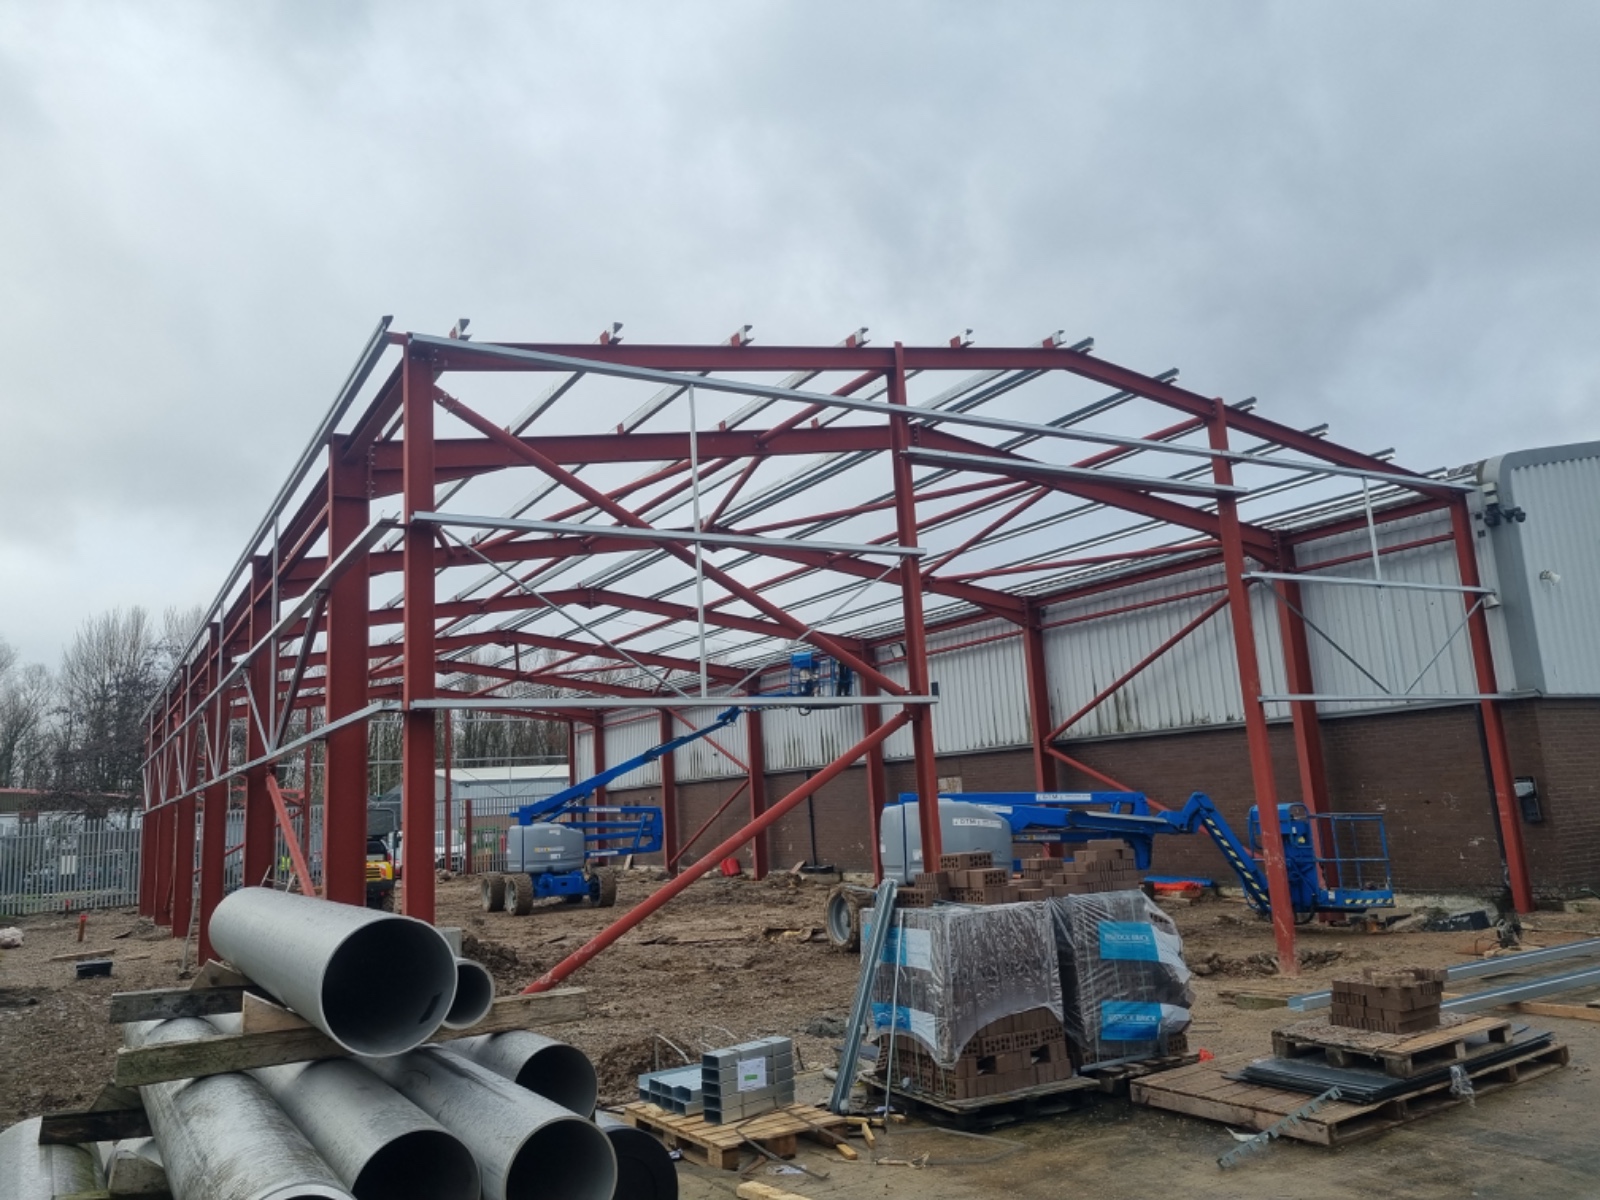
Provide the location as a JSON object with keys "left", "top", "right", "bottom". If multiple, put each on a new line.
{"left": 3, "top": 874, "right": 1599, "bottom": 1199}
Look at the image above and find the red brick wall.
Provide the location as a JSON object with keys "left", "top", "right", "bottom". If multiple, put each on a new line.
{"left": 603, "top": 699, "right": 1597, "bottom": 895}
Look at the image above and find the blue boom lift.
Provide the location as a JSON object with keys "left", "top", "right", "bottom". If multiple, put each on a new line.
{"left": 483, "top": 706, "right": 744, "bottom": 916}
{"left": 889, "top": 790, "right": 1395, "bottom": 921}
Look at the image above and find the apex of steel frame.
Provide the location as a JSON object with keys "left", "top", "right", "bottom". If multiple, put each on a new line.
{"left": 138, "top": 318, "right": 1529, "bottom": 977}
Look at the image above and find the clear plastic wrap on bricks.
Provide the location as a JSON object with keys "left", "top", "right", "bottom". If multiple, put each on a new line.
{"left": 862, "top": 900, "right": 1063, "bottom": 1068}
{"left": 1050, "top": 890, "right": 1193, "bottom": 1063}
{"left": 865, "top": 891, "right": 1192, "bottom": 1071}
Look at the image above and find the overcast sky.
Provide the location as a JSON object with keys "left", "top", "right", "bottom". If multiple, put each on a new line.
{"left": 1, "top": 1, "right": 1597, "bottom": 666}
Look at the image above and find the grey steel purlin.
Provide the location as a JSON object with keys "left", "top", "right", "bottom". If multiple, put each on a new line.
{"left": 594, "top": 1111, "right": 678, "bottom": 1200}
{"left": 828, "top": 878, "right": 898, "bottom": 1115}
{"left": 451, "top": 1030, "right": 600, "bottom": 1116}
{"left": 124, "top": 1019, "right": 353, "bottom": 1200}
{"left": 1287, "top": 936, "right": 1600, "bottom": 1010}
{"left": 208, "top": 888, "right": 457, "bottom": 1055}
{"left": 443, "top": 957, "right": 496, "bottom": 1030}
{"left": 1441, "top": 964, "right": 1600, "bottom": 1013}
{"left": 361, "top": 1045, "right": 616, "bottom": 1200}
{"left": 249, "top": 1055, "right": 480, "bottom": 1200}
{"left": 0, "top": 1117, "right": 105, "bottom": 1199}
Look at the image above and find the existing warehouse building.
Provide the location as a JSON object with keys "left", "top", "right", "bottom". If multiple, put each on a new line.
{"left": 586, "top": 440, "right": 1600, "bottom": 902}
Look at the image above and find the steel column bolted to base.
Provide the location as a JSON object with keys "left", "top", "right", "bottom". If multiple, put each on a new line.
{"left": 362, "top": 1045, "right": 616, "bottom": 1200}
{"left": 209, "top": 888, "right": 457, "bottom": 1056}
{"left": 124, "top": 1018, "right": 354, "bottom": 1200}
{"left": 451, "top": 1030, "right": 600, "bottom": 1116}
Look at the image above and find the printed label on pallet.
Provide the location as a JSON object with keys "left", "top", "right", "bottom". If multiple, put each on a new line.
{"left": 1098, "top": 921, "right": 1160, "bottom": 962}
{"left": 871, "top": 1002, "right": 938, "bottom": 1046}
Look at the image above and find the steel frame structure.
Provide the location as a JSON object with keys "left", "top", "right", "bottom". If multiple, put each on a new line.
{"left": 139, "top": 319, "right": 1532, "bottom": 980}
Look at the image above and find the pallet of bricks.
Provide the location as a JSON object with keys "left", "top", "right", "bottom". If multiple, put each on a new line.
{"left": 865, "top": 895, "right": 1071, "bottom": 1108}
{"left": 895, "top": 840, "right": 1142, "bottom": 908}
{"left": 1329, "top": 967, "right": 1446, "bottom": 1034}
{"left": 878, "top": 1007, "right": 1074, "bottom": 1101}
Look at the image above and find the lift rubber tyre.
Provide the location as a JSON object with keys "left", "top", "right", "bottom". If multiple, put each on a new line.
{"left": 588, "top": 868, "right": 618, "bottom": 908}
{"left": 824, "top": 884, "right": 873, "bottom": 952}
{"left": 481, "top": 874, "right": 505, "bottom": 912}
{"left": 507, "top": 873, "right": 534, "bottom": 916}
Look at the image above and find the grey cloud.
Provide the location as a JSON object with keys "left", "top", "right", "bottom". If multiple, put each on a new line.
{"left": 1, "top": 0, "right": 1597, "bottom": 663}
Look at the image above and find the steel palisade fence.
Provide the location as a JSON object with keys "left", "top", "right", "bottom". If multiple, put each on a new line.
{"left": 0, "top": 813, "right": 144, "bottom": 916}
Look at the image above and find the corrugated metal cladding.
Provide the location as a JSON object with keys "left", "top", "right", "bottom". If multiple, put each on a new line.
{"left": 602, "top": 714, "right": 664, "bottom": 788}
{"left": 1480, "top": 442, "right": 1600, "bottom": 695}
{"left": 1292, "top": 509, "right": 1478, "bottom": 715}
{"left": 568, "top": 445, "right": 1600, "bottom": 779}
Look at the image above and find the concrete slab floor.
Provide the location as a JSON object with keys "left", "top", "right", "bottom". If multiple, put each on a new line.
{"left": 676, "top": 1016, "right": 1600, "bottom": 1200}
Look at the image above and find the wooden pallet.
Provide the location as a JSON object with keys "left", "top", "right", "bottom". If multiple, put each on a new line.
{"left": 1131, "top": 1042, "right": 1569, "bottom": 1146}
{"left": 1271, "top": 1013, "right": 1513, "bottom": 1079}
{"left": 863, "top": 1073, "right": 1099, "bottom": 1121}
{"left": 1080, "top": 1053, "right": 1201, "bottom": 1096}
{"left": 618, "top": 1102, "right": 849, "bottom": 1170}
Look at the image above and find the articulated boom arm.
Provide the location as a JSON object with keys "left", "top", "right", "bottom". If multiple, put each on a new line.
{"left": 513, "top": 706, "right": 742, "bottom": 825}
{"left": 1157, "top": 793, "right": 1272, "bottom": 911}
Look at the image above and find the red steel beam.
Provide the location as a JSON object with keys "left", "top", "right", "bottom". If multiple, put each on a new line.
{"left": 1209, "top": 402, "right": 1299, "bottom": 976}
{"left": 1046, "top": 595, "right": 1231, "bottom": 743}
{"left": 401, "top": 346, "right": 438, "bottom": 922}
{"left": 658, "top": 710, "right": 680, "bottom": 874}
{"left": 1022, "top": 608, "right": 1058, "bottom": 792}
{"left": 242, "top": 557, "right": 276, "bottom": 891}
{"left": 888, "top": 344, "right": 944, "bottom": 867}
{"left": 198, "top": 625, "right": 228, "bottom": 963}
{"left": 434, "top": 390, "right": 907, "bottom": 696}
{"left": 1451, "top": 499, "right": 1534, "bottom": 912}
{"left": 323, "top": 436, "right": 371, "bottom": 908}
{"left": 523, "top": 708, "right": 912, "bottom": 993}
{"left": 264, "top": 775, "right": 317, "bottom": 897}
{"left": 667, "top": 778, "right": 751, "bottom": 871}
{"left": 746, "top": 710, "right": 769, "bottom": 880}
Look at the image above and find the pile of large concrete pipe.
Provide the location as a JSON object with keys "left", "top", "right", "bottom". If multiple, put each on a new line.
{"left": 0, "top": 889, "right": 676, "bottom": 1200}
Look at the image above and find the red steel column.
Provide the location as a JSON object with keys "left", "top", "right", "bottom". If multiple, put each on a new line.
{"left": 1451, "top": 500, "right": 1534, "bottom": 912}
{"left": 325, "top": 438, "right": 371, "bottom": 907}
{"left": 1209, "top": 401, "right": 1299, "bottom": 975}
{"left": 242, "top": 556, "right": 276, "bottom": 889}
{"left": 887, "top": 342, "right": 943, "bottom": 868}
{"left": 401, "top": 345, "right": 437, "bottom": 922}
{"left": 659, "top": 710, "right": 680, "bottom": 872}
{"left": 746, "top": 710, "right": 769, "bottom": 879}
{"left": 860, "top": 673, "right": 889, "bottom": 883}
{"left": 1022, "top": 604, "right": 1059, "bottom": 793}
{"left": 155, "top": 700, "right": 180, "bottom": 924}
{"left": 171, "top": 668, "right": 198, "bottom": 939}
{"left": 590, "top": 716, "right": 606, "bottom": 807}
{"left": 198, "top": 626, "right": 227, "bottom": 963}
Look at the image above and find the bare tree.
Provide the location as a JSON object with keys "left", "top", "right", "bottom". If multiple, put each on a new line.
{"left": 53, "top": 608, "right": 159, "bottom": 799}
{"left": 0, "top": 638, "right": 54, "bottom": 789}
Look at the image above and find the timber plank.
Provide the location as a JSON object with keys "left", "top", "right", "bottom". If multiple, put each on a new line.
{"left": 38, "top": 1105, "right": 152, "bottom": 1146}
{"left": 108, "top": 986, "right": 248, "bottom": 1024}
{"left": 113, "top": 988, "right": 587, "bottom": 1087}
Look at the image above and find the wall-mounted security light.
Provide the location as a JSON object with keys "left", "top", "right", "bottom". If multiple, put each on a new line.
{"left": 1514, "top": 777, "right": 1542, "bottom": 824}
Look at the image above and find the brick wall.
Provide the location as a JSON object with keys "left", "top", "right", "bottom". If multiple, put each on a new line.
{"left": 602, "top": 699, "right": 1598, "bottom": 895}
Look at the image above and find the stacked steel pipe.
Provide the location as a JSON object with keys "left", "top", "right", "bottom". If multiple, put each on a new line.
{"left": 47, "top": 890, "right": 641, "bottom": 1200}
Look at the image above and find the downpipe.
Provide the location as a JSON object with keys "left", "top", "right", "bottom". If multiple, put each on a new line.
{"left": 209, "top": 887, "right": 457, "bottom": 1055}
{"left": 361, "top": 1045, "right": 616, "bottom": 1200}
{"left": 451, "top": 1030, "right": 599, "bottom": 1116}
{"left": 124, "top": 1018, "right": 353, "bottom": 1200}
